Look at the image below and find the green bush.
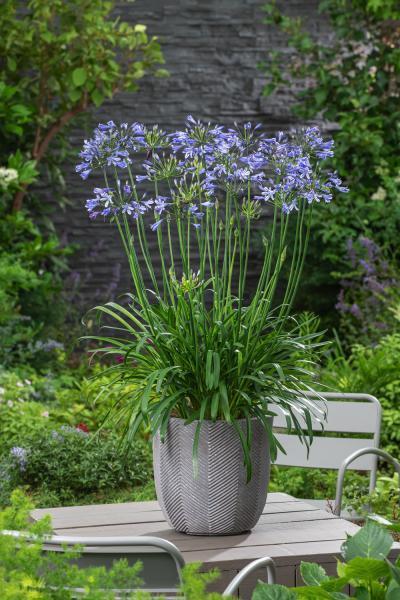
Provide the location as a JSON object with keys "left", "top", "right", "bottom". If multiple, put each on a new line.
{"left": 0, "top": 489, "right": 145, "bottom": 598}
{"left": 0, "top": 0, "right": 167, "bottom": 370}
{"left": 0, "top": 427, "right": 152, "bottom": 507}
{"left": 260, "top": 0, "right": 400, "bottom": 333}
{"left": 321, "top": 334, "right": 400, "bottom": 459}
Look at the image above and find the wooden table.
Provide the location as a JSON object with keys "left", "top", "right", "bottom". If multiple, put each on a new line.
{"left": 31, "top": 492, "right": 384, "bottom": 598}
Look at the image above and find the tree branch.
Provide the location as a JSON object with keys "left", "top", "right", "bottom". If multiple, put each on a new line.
{"left": 12, "top": 95, "right": 89, "bottom": 212}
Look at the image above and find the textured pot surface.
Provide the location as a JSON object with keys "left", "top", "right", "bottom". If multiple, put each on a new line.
{"left": 153, "top": 417, "right": 271, "bottom": 535}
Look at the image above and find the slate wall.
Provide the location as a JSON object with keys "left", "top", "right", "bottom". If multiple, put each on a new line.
{"left": 56, "top": 0, "right": 329, "bottom": 308}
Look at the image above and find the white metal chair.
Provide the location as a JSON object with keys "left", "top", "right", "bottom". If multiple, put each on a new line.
{"left": 2, "top": 531, "right": 185, "bottom": 598}
{"left": 271, "top": 392, "right": 400, "bottom": 517}
{"left": 223, "top": 556, "right": 276, "bottom": 596}
{"left": 5, "top": 528, "right": 277, "bottom": 597}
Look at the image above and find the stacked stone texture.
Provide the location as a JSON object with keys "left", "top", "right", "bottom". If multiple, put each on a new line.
{"left": 56, "top": 0, "right": 328, "bottom": 307}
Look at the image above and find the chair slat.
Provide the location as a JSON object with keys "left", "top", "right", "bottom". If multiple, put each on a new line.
{"left": 270, "top": 400, "right": 379, "bottom": 434}
{"left": 274, "top": 434, "right": 377, "bottom": 470}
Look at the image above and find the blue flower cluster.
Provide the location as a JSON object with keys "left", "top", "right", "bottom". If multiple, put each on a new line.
{"left": 76, "top": 116, "right": 348, "bottom": 227}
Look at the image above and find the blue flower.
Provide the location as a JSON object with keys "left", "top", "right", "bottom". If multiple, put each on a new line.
{"left": 151, "top": 219, "right": 164, "bottom": 231}
{"left": 10, "top": 446, "right": 27, "bottom": 471}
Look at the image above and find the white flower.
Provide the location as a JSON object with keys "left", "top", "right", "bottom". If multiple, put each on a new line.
{"left": 0, "top": 167, "right": 18, "bottom": 189}
{"left": 41, "top": 411, "right": 49, "bottom": 418}
{"left": 7, "top": 400, "right": 14, "bottom": 408}
{"left": 0, "top": 386, "right": 5, "bottom": 396}
{"left": 16, "top": 382, "right": 24, "bottom": 388}
{"left": 371, "top": 187, "right": 387, "bottom": 201}
{"left": 24, "top": 379, "right": 32, "bottom": 385}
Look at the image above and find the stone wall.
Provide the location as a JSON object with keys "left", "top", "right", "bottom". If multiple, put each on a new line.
{"left": 57, "top": 0, "right": 328, "bottom": 308}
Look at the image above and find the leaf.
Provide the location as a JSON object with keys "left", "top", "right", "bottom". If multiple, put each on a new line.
{"left": 301, "top": 562, "right": 329, "bottom": 586}
{"left": 386, "top": 559, "right": 400, "bottom": 586}
{"left": 91, "top": 89, "right": 104, "bottom": 107}
{"left": 252, "top": 583, "right": 297, "bottom": 600}
{"left": 7, "top": 57, "right": 17, "bottom": 72}
{"left": 344, "top": 557, "right": 390, "bottom": 581}
{"left": 72, "top": 67, "right": 87, "bottom": 87}
{"left": 206, "top": 349, "right": 213, "bottom": 390}
{"left": 212, "top": 352, "right": 220, "bottom": 388}
{"left": 341, "top": 521, "right": 393, "bottom": 561}
{"left": 69, "top": 88, "right": 82, "bottom": 102}
{"left": 386, "top": 581, "right": 400, "bottom": 600}
{"left": 219, "top": 381, "right": 231, "bottom": 423}
{"left": 210, "top": 392, "right": 219, "bottom": 420}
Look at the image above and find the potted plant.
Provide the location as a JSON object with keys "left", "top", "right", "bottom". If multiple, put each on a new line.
{"left": 76, "top": 117, "right": 348, "bottom": 535}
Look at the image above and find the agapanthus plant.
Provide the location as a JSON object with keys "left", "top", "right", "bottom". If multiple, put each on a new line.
{"left": 77, "top": 116, "right": 348, "bottom": 477}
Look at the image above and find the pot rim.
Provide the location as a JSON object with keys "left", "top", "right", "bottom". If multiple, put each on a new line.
{"left": 166, "top": 415, "right": 273, "bottom": 425}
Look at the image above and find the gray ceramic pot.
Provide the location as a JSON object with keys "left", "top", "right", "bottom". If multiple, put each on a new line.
{"left": 153, "top": 417, "right": 272, "bottom": 535}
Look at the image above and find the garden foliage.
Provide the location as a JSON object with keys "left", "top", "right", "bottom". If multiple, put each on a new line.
{"left": 0, "top": 427, "right": 152, "bottom": 507}
{"left": 260, "top": 0, "right": 400, "bottom": 333}
{"left": 0, "top": 0, "right": 166, "bottom": 369}
{"left": 0, "top": 491, "right": 399, "bottom": 598}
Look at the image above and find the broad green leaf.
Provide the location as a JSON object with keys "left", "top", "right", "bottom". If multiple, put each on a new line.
{"left": 386, "top": 581, "right": 400, "bottom": 600}
{"left": 252, "top": 583, "right": 297, "bottom": 600}
{"left": 344, "top": 557, "right": 390, "bottom": 581}
{"left": 342, "top": 521, "right": 393, "bottom": 561}
{"left": 91, "top": 89, "right": 104, "bottom": 106}
{"left": 301, "top": 562, "right": 329, "bottom": 586}
{"left": 295, "top": 586, "right": 335, "bottom": 599}
{"left": 386, "top": 559, "right": 400, "bottom": 585}
{"left": 69, "top": 88, "right": 82, "bottom": 102}
{"left": 72, "top": 67, "right": 87, "bottom": 87}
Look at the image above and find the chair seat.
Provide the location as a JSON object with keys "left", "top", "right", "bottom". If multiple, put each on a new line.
{"left": 303, "top": 498, "right": 364, "bottom": 523}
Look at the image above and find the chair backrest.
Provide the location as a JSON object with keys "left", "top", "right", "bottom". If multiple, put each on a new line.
{"left": 271, "top": 392, "right": 381, "bottom": 491}
{"left": 4, "top": 531, "right": 185, "bottom": 597}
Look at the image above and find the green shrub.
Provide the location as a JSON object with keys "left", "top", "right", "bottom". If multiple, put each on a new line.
{"left": 260, "top": 0, "right": 400, "bottom": 333}
{"left": 0, "top": 208, "right": 71, "bottom": 370}
{"left": 0, "top": 427, "right": 152, "bottom": 507}
{"left": 0, "top": 489, "right": 145, "bottom": 598}
{"left": 321, "top": 334, "right": 400, "bottom": 459}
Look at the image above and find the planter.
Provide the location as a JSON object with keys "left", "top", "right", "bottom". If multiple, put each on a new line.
{"left": 153, "top": 417, "right": 272, "bottom": 535}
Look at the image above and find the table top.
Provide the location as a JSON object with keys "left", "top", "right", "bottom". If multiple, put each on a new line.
{"left": 32, "top": 492, "right": 362, "bottom": 571}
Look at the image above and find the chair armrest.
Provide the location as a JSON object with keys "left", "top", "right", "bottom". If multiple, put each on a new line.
{"left": 222, "top": 556, "right": 276, "bottom": 596}
{"left": 334, "top": 447, "right": 400, "bottom": 516}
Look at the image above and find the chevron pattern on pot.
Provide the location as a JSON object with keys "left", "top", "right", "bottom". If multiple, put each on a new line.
{"left": 153, "top": 417, "right": 271, "bottom": 535}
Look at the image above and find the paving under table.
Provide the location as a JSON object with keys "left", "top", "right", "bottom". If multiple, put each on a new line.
{"left": 32, "top": 492, "right": 398, "bottom": 598}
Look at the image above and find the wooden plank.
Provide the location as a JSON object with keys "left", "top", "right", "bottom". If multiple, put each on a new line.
{"left": 32, "top": 498, "right": 317, "bottom": 531}
{"left": 161, "top": 519, "right": 359, "bottom": 553}
{"left": 275, "top": 435, "right": 376, "bottom": 470}
{"left": 54, "top": 519, "right": 356, "bottom": 555}
{"left": 271, "top": 400, "right": 379, "bottom": 433}
{"left": 53, "top": 509, "right": 337, "bottom": 538}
